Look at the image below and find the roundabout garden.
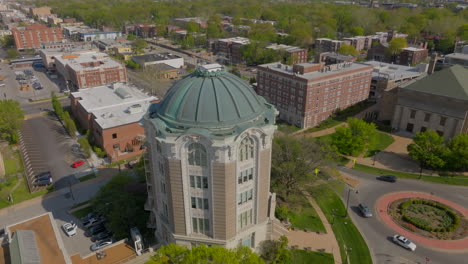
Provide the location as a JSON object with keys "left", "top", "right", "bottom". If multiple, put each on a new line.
{"left": 389, "top": 198, "right": 468, "bottom": 240}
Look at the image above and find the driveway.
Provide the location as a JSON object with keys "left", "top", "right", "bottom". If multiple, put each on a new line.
{"left": 19, "top": 113, "right": 89, "bottom": 190}
{"left": 338, "top": 166, "right": 468, "bottom": 264}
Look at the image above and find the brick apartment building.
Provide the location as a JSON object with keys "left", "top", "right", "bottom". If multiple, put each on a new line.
{"left": 256, "top": 62, "right": 373, "bottom": 128}
{"left": 71, "top": 83, "right": 158, "bottom": 161}
{"left": 123, "top": 24, "right": 157, "bottom": 38}
{"left": 29, "top": 6, "right": 51, "bottom": 17}
{"left": 215, "top": 37, "right": 250, "bottom": 64}
{"left": 11, "top": 24, "right": 63, "bottom": 50}
{"left": 54, "top": 52, "right": 127, "bottom": 90}
{"left": 367, "top": 43, "right": 428, "bottom": 65}
{"left": 266, "top": 44, "right": 308, "bottom": 64}
{"left": 316, "top": 52, "right": 356, "bottom": 65}
{"left": 315, "top": 38, "right": 347, "bottom": 53}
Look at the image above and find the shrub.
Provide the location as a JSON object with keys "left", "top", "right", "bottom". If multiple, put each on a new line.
{"left": 93, "top": 146, "right": 107, "bottom": 158}
{"left": 78, "top": 137, "right": 92, "bottom": 158}
{"left": 401, "top": 199, "right": 460, "bottom": 232}
{"left": 275, "top": 206, "right": 290, "bottom": 221}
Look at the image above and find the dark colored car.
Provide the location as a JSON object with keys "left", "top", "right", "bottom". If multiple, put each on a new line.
{"left": 91, "top": 231, "right": 112, "bottom": 242}
{"left": 33, "top": 177, "right": 52, "bottom": 187}
{"left": 84, "top": 224, "right": 106, "bottom": 237}
{"left": 81, "top": 212, "right": 97, "bottom": 223}
{"left": 35, "top": 171, "right": 51, "bottom": 181}
{"left": 377, "top": 175, "right": 397, "bottom": 183}
{"left": 83, "top": 216, "right": 105, "bottom": 229}
{"left": 358, "top": 203, "right": 373, "bottom": 218}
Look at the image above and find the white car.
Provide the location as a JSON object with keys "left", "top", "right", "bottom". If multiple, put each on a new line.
{"left": 90, "top": 238, "right": 113, "bottom": 251}
{"left": 393, "top": 235, "right": 416, "bottom": 251}
{"left": 62, "top": 222, "right": 77, "bottom": 237}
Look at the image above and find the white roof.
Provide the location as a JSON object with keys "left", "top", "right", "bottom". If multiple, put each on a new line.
{"left": 266, "top": 43, "right": 304, "bottom": 52}
{"left": 403, "top": 47, "right": 425, "bottom": 52}
{"left": 72, "top": 83, "right": 158, "bottom": 129}
{"left": 218, "top": 37, "right": 250, "bottom": 45}
{"left": 362, "top": 61, "right": 425, "bottom": 80}
{"left": 55, "top": 52, "right": 122, "bottom": 72}
{"left": 445, "top": 53, "right": 468, "bottom": 60}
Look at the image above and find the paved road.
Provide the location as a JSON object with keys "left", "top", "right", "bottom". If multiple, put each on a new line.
{"left": 338, "top": 166, "right": 468, "bottom": 264}
{"left": 0, "top": 175, "right": 116, "bottom": 258}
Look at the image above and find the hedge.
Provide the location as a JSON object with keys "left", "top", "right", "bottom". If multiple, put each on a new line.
{"left": 400, "top": 199, "right": 460, "bottom": 232}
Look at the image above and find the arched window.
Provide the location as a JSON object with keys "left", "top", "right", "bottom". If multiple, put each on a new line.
{"left": 188, "top": 143, "right": 207, "bottom": 166}
{"left": 239, "top": 137, "right": 255, "bottom": 162}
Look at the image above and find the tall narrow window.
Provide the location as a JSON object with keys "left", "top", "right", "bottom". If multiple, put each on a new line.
{"left": 440, "top": 116, "right": 446, "bottom": 126}
{"left": 188, "top": 143, "right": 207, "bottom": 166}
{"left": 239, "top": 137, "right": 255, "bottom": 161}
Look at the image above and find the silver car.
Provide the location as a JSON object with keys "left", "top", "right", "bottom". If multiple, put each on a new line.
{"left": 90, "top": 238, "right": 113, "bottom": 251}
{"left": 393, "top": 235, "right": 417, "bottom": 251}
{"left": 358, "top": 203, "right": 373, "bottom": 218}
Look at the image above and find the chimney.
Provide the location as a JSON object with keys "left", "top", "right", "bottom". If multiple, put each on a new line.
{"left": 427, "top": 53, "right": 438, "bottom": 75}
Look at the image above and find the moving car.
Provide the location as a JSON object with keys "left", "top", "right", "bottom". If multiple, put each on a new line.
{"left": 62, "top": 222, "right": 77, "bottom": 237}
{"left": 84, "top": 224, "right": 106, "bottom": 237}
{"left": 71, "top": 160, "right": 85, "bottom": 168}
{"left": 33, "top": 177, "right": 52, "bottom": 187}
{"left": 90, "top": 238, "right": 113, "bottom": 251}
{"left": 91, "top": 231, "right": 112, "bottom": 242}
{"left": 358, "top": 203, "right": 373, "bottom": 218}
{"left": 392, "top": 235, "right": 416, "bottom": 251}
{"left": 377, "top": 175, "right": 397, "bottom": 183}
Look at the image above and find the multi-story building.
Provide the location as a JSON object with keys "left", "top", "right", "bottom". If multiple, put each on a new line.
{"left": 215, "top": 37, "right": 250, "bottom": 64}
{"left": 131, "top": 53, "right": 184, "bottom": 69}
{"left": 392, "top": 65, "right": 468, "bottom": 138}
{"left": 265, "top": 44, "right": 308, "bottom": 64}
{"left": 54, "top": 52, "right": 127, "bottom": 90}
{"left": 29, "top": 6, "right": 51, "bottom": 17}
{"left": 342, "top": 36, "right": 370, "bottom": 51}
{"left": 39, "top": 45, "right": 98, "bottom": 70}
{"left": 362, "top": 61, "right": 426, "bottom": 121}
{"left": 367, "top": 43, "right": 428, "bottom": 65}
{"left": 316, "top": 52, "right": 356, "bottom": 65}
{"left": 71, "top": 83, "right": 158, "bottom": 161}
{"left": 11, "top": 24, "right": 63, "bottom": 50}
{"left": 143, "top": 63, "right": 285, "bottom": 249}
{"left": 315, "top": 38, "right": 348, "bottom": 53}
{"left": 47, "top": 16, "right": 62, "bottom": 25}
{"left": 256, "top": 62, "right": 373, "bottom": 128}
{"left": 63, "top": 26, "right": 122, "bottom": 42}
{"left": 123, "top": 24, "right": 157, "bottom": 38}
{"left": 443, "top": 53, "right": 468, "bottom": 68}
{"left": 174, "top": 17, "right": 207, "bottom": 29}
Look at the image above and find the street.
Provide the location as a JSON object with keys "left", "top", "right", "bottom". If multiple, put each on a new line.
{"left": 339, "top": 166, "right": 468, "bottom": 264}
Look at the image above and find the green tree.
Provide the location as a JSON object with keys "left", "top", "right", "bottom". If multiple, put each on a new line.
{"left": 271, "top": 136, "right": 336, "bottom": 197}
{"left": 337, "top": 44, "right": 358, "bottom": 56}
{"left": 51, "top": 92, "right": 64, "bottom": 118}
{"left": 446, "top": 133, "right": 468, "bottom": 171}
{"left": 435, "top": 33, "right": 455, "bottom": 54}
{"left": 0, "top": 100, "right": 24, "bottom": 144}
{"left": 146, "top": 244, "right": 264, "bottom": 264}
{"left": 259, "top": 236, "right": 292, "bottom": 264}
{"left": 0, "top": 35, "right": 14, "bottom": 48}
{"left": 386, "top": 37, "right": 407, "bottom": 56}
{"left": 186, "top": 21, "right": 199, "bottom": 33}
{"left": 407, "top": 130, "right": 447, "bottom": 171}
{"left": 132, "top": 39, "right": 148, "bottom": 53}
{"left": 6, "top": 48, "right": 19, "bottom": 59}
{"left": 349, "top": 26, "right": 364, "bottom": 36}
{"left": 127, "top": 34, "right": 136, "bottom": 40}
{"left": 457, "top": 23, "right": 468, "bottom": 41}
{"left": 248, "top": 23, "right": 277, "bottom": 42}
{"left": 62, "top": 111, "right": 77, "bottom": 137}
{"left": 331, "top": 118, "right": 377, "bottom": 156}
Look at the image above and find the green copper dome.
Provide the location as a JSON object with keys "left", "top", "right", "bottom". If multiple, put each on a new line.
{"left": 146, "top": 64, "right": 277, "bottom": 137}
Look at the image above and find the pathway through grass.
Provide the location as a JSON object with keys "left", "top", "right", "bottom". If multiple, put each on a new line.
{"left": 291, "top": 249, "right": 334, "bottom": 264}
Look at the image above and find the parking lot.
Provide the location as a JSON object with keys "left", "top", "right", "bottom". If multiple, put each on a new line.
{"left": 18, "top": 113, "right": 89, "bottom": 191}
{"left": 15, "top": 66, "right": 67, "bottom": 100}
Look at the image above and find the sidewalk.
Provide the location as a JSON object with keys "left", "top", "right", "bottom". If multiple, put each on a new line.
{"left": 287, "top": 191, "right": 342, "bottom": 264}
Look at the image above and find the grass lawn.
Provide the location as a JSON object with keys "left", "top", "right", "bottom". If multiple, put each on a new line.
{"left": 0, "top": 177, "right": 50, "bottom": 209}
{"left": 71, "top": 206, "right": 93, "bottom": 219}
{"left": 291, "top": 249, "right": 334, "bottom": 264}
{"left": 277, "top": 122, "right": 301, "bottom": 134}
{"left": 353, "top": 163, "right": 468, "bottom": 186}
{"left": 365, "top": 132, "right": 395, "bottom": 157}
{"left": 309, "top": 183, "right": 372, "bottom": 264}
{"left": 304, "top": 119, "right": 343, "bottom": 133}
{"left": 78, "top": 173, "right": 96, "bottom": 182}
{"left": 289, "top": 203, "right": 326, "bottom": 233}
{"left": 2, "top": 149, "right": 24, "bottom": 176}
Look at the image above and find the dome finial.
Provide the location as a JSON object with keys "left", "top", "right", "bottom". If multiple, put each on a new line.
{"left": 194, "top": 63, "right": 226, "bottom": 77}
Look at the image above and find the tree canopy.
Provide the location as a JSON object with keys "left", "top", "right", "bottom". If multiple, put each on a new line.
{"left": 407, "top": 130, "right": 447, "bottom": 170}
{"left": 132, "top": 39, "right": 148, "bottom": 53}
{"left": 146, "top": 244, "right": 264, "bottom": 264}
{"left": 331, "top": 118, "right": 377, "bottom": 156}
{"left": 386, "top": 37, "right": 407, "bottom": 56}
{"left": 0, "top": 100, "right": 24, "bottom": 144}
{"left": 337, "top": 44, "right": 358, "bottom": 56}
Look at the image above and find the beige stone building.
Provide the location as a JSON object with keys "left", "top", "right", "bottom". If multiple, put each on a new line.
{"left": 143, "top": 64, "right": 286, "bottom": 249}
{"left": 392, "top": 65, "right": 468, "bottom": 138}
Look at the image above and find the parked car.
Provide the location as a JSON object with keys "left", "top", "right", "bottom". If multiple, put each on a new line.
{"left": 91, "top": 231, "right": 112, "bottom": 242}
{"left": 90, "top": 238, "right": 113, "bottom": 251}
{"left": 84, "top": 224, "right": 106, "bottom": 237}
{"left": 71, "top": 160, "right": 85, "bottom": 168}
{"left": 377, "top": 175, "right": 397, "bottom": 183}
{"left": 35, "top": 171, "right": 51, "bottom": 181}
{"left": 33, "top": 177, "right": 52, "bottom": 187}
{"left": 81, "top": 212, "right": 97, "bottom": 223}
{"left": 392, "top": 235, "right": 416, "bottom": 251}
{"left": 358, "top": 203, "right": 373, "bottom": 218}
{"left": 83, "top": 217, "right": 104, "bottom": 229}
{"left": 62, "top": 222, "right": 77, "bottom": 237}
{"left": 126, "top": 160, "right": 138, "bottom": 169}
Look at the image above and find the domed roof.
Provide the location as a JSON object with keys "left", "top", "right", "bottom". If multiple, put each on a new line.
{"left": 153, "top": 64, "right": 274, "bottom": 130}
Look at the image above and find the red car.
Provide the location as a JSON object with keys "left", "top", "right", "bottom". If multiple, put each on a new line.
{"left": 71, "top": 160, "right": 85, "bottom": 168}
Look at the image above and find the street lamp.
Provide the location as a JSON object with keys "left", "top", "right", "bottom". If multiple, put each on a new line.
{"left": 345, "top": 188, "right": 359, "bottom": 217}
{"left": 331, "top": 208, "right": 338, "bottom": 225}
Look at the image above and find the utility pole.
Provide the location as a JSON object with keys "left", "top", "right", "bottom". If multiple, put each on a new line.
{"left": 345, "top": 188, "right": 351, "bottom": 217}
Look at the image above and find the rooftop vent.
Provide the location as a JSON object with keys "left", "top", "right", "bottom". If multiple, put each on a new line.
{"left": 115, "top": 87, "right": 132, "bottom": 99}
{"left": 101, "top": 112, "right": 114, "bottom": 119}
{"left": 127, "top": 104, "right": 142, "bottom": 114}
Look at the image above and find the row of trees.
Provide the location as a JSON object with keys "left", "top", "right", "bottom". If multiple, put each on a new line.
{"left": 41, "top": 0, "right": 468, "bottom": 49}
{"left": 408, "top": 130, "right": 468, "bottom": 171}
{"left": 51, "top": 92, "right": 77, "bottom": 137}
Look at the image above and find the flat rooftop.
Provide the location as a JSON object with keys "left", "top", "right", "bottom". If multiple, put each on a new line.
{"left": 363, "top": 61, "right": 425, "bottom": 80}
{"left": 266, "top": 43, "right": 304, "bottom": 52}
{"left": 217, "top": 37, "right": 250, "bottom": 44}
{"left": 132, "top": 52, "right": 181, "bottom": 63}
{"left": 5, "top": 213, "right": 68, "bottom": 264}
{"left": 54, "top": 52, "right": 123, "bottom": 72}
{"left": 403, "top": 47, "right": 426, "bottom": 52}
{"left": 445, "top": 53, "right": 468, "bottom": 60}
{"left": 72, "top": 83, "right": 158, "bottom": 129}
{"left": 259, "top": 62, "right": 372, "bottom": 80}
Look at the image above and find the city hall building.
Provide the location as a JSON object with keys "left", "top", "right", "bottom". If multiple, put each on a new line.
{"left": 143, "top": 64, "right": 287, "bottom": 249}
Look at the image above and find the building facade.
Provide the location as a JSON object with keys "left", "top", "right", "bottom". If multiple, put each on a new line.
{"left": 143, "top": 64, "right": 286, "bottom": 249}
{"left": 392, "top": 65, "right": 468, "bottom": 138}
{"left": 256, "top": 62, "right": 373, "bottom": 128}
{"left": 70, "top": 83, "right": 158, "bottom": 161}
{"left": 29, "top": 7, "right": 51, "bottom": 17}
{"left": 266, "top": 44, "right": 308, "bottom": 64}
{"left": 367, "top": 43, "right": 428, "bottom": 65}
{"left": 215, "top": 37, "right": 250, "bottom": 64}
{"left": 11, "top": 24, "right": 63, "bottom": 50}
